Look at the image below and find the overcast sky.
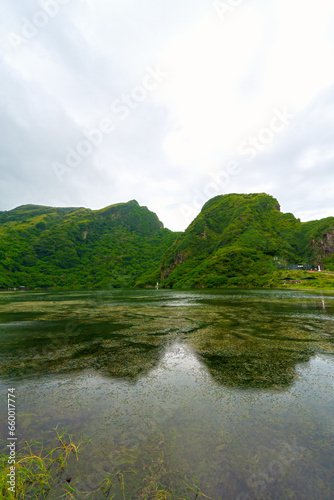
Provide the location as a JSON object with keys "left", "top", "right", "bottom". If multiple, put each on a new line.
{"left": 1, "top": 0, "right": 334, "bottom": 231}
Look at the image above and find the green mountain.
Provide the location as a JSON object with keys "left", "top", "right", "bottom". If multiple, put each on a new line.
{"left": 0, "top": 200, "right": 179, "bottom": 289}
{"left": 160, "top": 193, "right": 334, "bottom": 288}
{"left": 1, "top": 193, "right": 334, "bottom": 290}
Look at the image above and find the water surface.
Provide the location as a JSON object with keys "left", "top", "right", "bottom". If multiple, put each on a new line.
{"left": 0, "top": 289, "right": 333, "bottom": 499}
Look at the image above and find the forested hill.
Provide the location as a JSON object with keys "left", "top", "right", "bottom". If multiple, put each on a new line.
{"left": 0, "top": 200, "right": 180, "bottom": 289}
{"left": 160, "top": 193, "right": 334, "bottom": 288}
{"left": 1, "top": 194, "right": 334, "bottom": 290}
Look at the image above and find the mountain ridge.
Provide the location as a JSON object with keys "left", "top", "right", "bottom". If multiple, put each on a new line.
{"left": 1, "top": 194, "right": 334, "bottom": 290}
{"left": 160, "top": 193, "right": 334, "bottom": 288}
{"left": 0, "top": 200, "right": 178, "bottom": 289}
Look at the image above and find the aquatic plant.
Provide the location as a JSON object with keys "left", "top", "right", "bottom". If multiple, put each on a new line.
{"left": 0, "top": 427, "right": 82, "bottom": 499}
{"left": 0, "top": 427, "right": 214, "bottom": 499}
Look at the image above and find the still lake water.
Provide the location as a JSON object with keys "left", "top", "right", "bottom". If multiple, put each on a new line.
{"left": 0, "top": 289, "right": 333, "bottom": 499}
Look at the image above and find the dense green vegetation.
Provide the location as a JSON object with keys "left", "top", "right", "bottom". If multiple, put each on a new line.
{"left": 0, "top": 201, "right": 179, "bottom": 290}
{"left": 1, "top": 193, "right": 334, "bottom": 290}
{"left": 160, "top": 193, "right": 334, "bottom": 288}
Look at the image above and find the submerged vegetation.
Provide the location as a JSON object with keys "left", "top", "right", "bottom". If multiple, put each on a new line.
{"left": 0, "top": 427, "right": 83, "bottom": 499}
{"left": 0, "top": 289, "right": 333, "bottom": 498}
{"left": 2, "top": 288, "right": 333, "bottom": 386}
{"left": 0, "top": 193, "right": 334, "bottom": 290}
{"left": 0, "top": 427, "right": 214, "bottom": 499}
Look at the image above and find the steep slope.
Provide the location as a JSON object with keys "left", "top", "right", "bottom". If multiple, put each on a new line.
{"left": 294, "top": 218, "right": 334, "bottom": 269}
{"left": 1, "top": 194, "right": 334, "bottom": 290}
{"left": 160, "top": 193, "right": 331, "bottom": 288}
{"left": 0, "top": 201, "right": 179, "bottom": 289}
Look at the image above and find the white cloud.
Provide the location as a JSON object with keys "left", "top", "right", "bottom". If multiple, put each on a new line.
{"left": 0, "top": 0, "right": 334, "bottom": 231}
{"left": 159, "top": 6, "right": 267, "bottom": 167}
{"left": 156, "top": 0, "right": 334, "bottom": 171}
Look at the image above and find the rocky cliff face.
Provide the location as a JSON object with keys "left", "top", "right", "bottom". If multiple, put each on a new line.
{"left": 161, "top": 252, "right": 188, "bottom": 279}
{"left": 311, "top": 229, "right": 334, "bottom": 264}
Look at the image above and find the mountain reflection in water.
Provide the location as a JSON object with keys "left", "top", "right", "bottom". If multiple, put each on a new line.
{"left": 0, "top": 289, "right": 333, "bottom": 499}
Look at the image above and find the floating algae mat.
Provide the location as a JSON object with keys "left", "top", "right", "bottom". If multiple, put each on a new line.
{"left": 0, "top": 289, "right": 334, "bottom": 498}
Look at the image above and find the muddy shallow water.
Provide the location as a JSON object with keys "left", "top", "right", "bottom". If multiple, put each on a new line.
{"left": 0, "top": 289, "right": 333, "bottom": 499}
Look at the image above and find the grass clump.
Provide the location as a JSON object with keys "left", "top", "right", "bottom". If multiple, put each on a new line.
{"left": 0, "top": 426, "right": 215, "bottom": 499}
{"left": 0, "top": 426, "right": 82, "bottom": 499}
